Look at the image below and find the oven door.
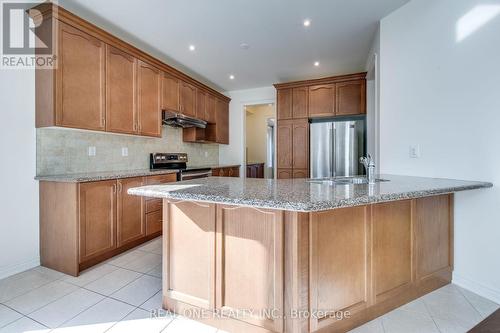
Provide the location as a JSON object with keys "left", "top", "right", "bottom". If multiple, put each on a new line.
{"left": 180, "top": 169, "right": 212, "bottom": 181}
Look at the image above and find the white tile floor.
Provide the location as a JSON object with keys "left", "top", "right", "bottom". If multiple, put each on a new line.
{"left": 0, "top": 237, "right": 498, "bottom": 333}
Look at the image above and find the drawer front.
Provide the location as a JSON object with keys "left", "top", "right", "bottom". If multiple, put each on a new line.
{"left": 146, "top": 210, "right": 162, "bottom": 235}
{"left": 146, "top": 198, "right": 162, "bottom": 213}
{"left": 146, "top": 173, "right": 177, "bottom": 185}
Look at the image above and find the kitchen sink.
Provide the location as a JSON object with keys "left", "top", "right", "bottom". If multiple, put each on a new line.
{"left": 307, "top": 176, "right": 389, "bottom": 185}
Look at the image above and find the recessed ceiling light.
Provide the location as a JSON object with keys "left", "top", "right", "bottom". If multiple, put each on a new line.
{"left": 303, "top": 19, "right": 311, "bottom": 27}
{"left": 229, "top": 74, "right": 235, "bottom": 80}
{"left": 314, "top": 61, "right": 320, "bottom": 67}
{"left": 189, "top": 45, "right": 196, "bottom": 51}
{"left": 240, "top": 43, "right": 250, "bottom": 50}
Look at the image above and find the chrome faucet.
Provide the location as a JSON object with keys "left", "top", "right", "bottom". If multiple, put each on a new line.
{"left": 360, "top": 155, "right": 376, "bottom": 184}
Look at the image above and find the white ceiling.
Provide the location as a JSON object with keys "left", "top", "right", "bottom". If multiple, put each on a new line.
{"left": 59, "top": 0, "right": 409, "bottom": 92}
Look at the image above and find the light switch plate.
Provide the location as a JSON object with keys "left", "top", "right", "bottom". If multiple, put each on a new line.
{"left": 88, "top": 146, "right": 96, "bottom": 157}
{"left": 204, "top": 151, "right": 208, "bottom": 157}
{"left": 121, "top": 147, "right": 128, "bottom": 157}
{"left": 409, "top": 145, "right": 421, "bottom": 158}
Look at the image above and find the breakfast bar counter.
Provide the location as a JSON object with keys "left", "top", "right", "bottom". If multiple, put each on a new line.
{"left": 129, "top": 175, "right": 491, "bottom": 333}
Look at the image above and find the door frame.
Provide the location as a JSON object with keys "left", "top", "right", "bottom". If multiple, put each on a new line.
{"left": 241, "top": 99, "right": 276, "bottom": 179}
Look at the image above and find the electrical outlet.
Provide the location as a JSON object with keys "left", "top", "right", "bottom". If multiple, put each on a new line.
{"left": 204, "top": 151, "right": 208, "bottom": 157}
{"left": 121, "top": 147, "right": 128, "bottom": 157}
{"left": 409, "top": 145, "right": 421, "bottom": 158}
{"left": 88, "top": 146, "right": 96, "bottom": 157}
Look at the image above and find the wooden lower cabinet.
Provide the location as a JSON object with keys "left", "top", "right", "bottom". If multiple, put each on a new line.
{"left": 79, "top": 180, "right": 117, "bottom": 263}
{"left": 246, "top": 163, "right": 265, "bottom": 178}
{"left": 277, "top": 169, "right": 293, "bottom": 179}
{"left": 117, "top": 177, "right": 145, "bottom": 247}
{"left": 162, "top": 195, "right": 453, "bottom": 333}
{"left": 40, "top": 173, "right": 176, "bottom": 276}
{"left": 212, "top": 166, "right": 240, "bottom": 177}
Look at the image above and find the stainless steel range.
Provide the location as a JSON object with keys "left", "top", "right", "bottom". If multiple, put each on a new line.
{"left": 150, "top": 153, "right": 212, "bottom": 181}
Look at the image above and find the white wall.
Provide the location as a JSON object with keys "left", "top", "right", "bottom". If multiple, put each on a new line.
{"left": 0, "top": 69, "right": 40, "bottom": 279}
{"left": 219, "top": 87, "right": 276, "bottom": 175}
{"left": 380, "top": 0, "right": 500, "bottom": 302}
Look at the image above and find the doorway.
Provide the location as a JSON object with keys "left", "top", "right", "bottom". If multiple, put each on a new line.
{"left": 245, "top": 103, "right": 276, "bottom": 179}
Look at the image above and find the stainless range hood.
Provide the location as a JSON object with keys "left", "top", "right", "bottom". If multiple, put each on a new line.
{"left": 162, "top": 110, "right": 207, "bottom": 128}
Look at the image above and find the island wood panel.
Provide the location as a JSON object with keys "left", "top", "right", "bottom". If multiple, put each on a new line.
{"left": 57, "top": 22, "right": 105, "bottom": 131}
{"left": 40, "top": 181, "right": 79, "bottom": 276}
{"left": 278, "top": 88, "right": 293, "bottom": 120}
{"left": 310, "top": 205, "right": 371, "bottom": 331}
{"left": 105, "top": 45, "right": 137, "bottom": 134}
{"left": 116, "top": 177, "right": 145, "bottom": 247}
{"left": 292, "top": 87, "right": 308, "bottom": 119}
{"left": 284, "top": 211, "right": 310, "bottom": 333}
{"left": 277, "top": 120, "right": 293, "bottom": 169}
{"left": 161, "top": 72, "right": 180, "bottom": 112}
{"left": 79, "top": 180, "right": 117, "bottom": 263}
{"left": 216, "top": 206, "right": 284, "bottom": 333}
{"left": 137, "top": 60, "right": 161, "bottom": 137}
{"left": 372, "top": 200, "right": 413, "bottom": 303}
{"left": 415, "top": 194, "right": 453, "bottom": 286}
{"left": 164, "top": 200, "right": 216, "bottom": 310}
{"left": 308, "top": 84, "right": 335, "bottom": 117}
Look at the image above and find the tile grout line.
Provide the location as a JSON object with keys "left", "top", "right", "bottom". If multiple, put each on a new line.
{"left": 455, "top": 284, "right": 487, "bottom": 319}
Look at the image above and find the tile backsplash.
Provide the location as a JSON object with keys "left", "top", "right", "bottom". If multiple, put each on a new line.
{"left": 37, "top": 127, "right": 219, "bottom": 175}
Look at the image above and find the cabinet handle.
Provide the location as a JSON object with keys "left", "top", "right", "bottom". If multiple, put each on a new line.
{"left": 118, "top": 183, "right": 123, "bottom": 193}
{"left": 113, "top": 184, "right": 117, "bottom": 193}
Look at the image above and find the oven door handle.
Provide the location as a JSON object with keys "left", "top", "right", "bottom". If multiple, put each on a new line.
{"left": 181, "top": 171, "right": 212, "bottom": 179}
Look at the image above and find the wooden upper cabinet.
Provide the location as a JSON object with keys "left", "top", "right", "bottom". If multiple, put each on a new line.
{"left": 161, "top": 72, "right": 180, "bottom": 112}
{"left": 309, "top": 84, "right": 335, "bottom": 117}
{"left": 292, "top": 119, "right": 309, "bottom": 169}
{"left": 277, "top": 88, "right": 292, "bottom": 120}
{"left": 179, "top": 81, "right": 197, "bottom": 117}
{"left": 79, "top": 180, "right": 116, "bottom": 263}
{"left": 105, "top": 45, "right": 137, "bottom": 134}
{"left": 57, "top": 22, "right": 105, "bottom": 131}
{"left": 215, "top": 98, "right": 229, "bottom": 144}
{"left": 336, "top": 79, "right": 366, "bottom": 116}
{"left": 117, "top": 177, "right": 145, "bottom": 247}
{"left": 196, "top": 89, "right": 208, "bottom": 121}
{"left": 137, "top": 61, "right": 161, "bottom": 137}
{"left": 277, "top": 120, "right": 293, "bottom": 169}
{"left": 206, "top": 94, "right": 216, "bottom": 123}
{"left": 292, "top": 87, "right": 308, "bottom": 118}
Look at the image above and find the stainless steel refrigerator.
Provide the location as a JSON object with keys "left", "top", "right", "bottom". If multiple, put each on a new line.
{"left": 310, "top": 118, "right": 366, "bottom": 179}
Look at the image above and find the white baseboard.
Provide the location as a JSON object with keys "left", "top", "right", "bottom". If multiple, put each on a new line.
{"left": 453, "top": 273, "right": 500, "bottom": 304}
{"left": 0, "top": 257, "right": 40, "bottom": 280}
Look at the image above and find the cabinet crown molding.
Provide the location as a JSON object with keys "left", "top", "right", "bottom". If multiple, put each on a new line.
{"left": 274, "top": 72, "right": 367, "bottom": 90}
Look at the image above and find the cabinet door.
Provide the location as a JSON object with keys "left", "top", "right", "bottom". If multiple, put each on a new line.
{"left": 293, "top": 169, "right": 308, "bottom": 178}
{"left": 292, "top": 119, "right": 309, "bottom": 170}
{"left": 105, "top": 45, "right": 137, "bottom": 134}
{"left": 206, "top": 94, "right": 216, "bottom": 123}
{"left": 162, "top": 73, "right": 180, "bottom": 112}
{"left": 79, "top": 180, "right": 116, "bottom": 263}
{"left": 57, "top": 22, "right": 105, "bottom": 131}
{"left": 309, "top": 84, "right": 335, "bottom": 117}
{"left": 215, "top": 98, "right": 229, "bottom": 144}
{"left": 117, "top": 177, "right": 145, "bottom": 247}
{"left": 216, "top": 206, "right": 284, "bottom": 332}
{"left": 196, "top": 89, "right": 207, "bottom": 121}
{"left": 292, "top": 87, "right": 308, "bottom": 119}
{"left": 277, "top": 88, "right": 292, "bottom": 120}
{"left": 336, "top": 80, "right": 366, "bottom": 116}
{"left": 179, "top": 81, "right": 196, "bottom": 117}
{"left": 277, "top": 169, "right": 292, "bottom": 179}
{"left": 277, "top": 120, "right": 293, "bottom": 169}
{"left": 137, "top": 61, "right": 161, "bottom": 137}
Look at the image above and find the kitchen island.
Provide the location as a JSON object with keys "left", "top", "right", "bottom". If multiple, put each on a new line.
{"left": 129, "top": 175, "right": 491, "bottom": 333}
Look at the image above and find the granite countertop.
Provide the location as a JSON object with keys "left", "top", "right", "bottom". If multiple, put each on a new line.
{"left": 128, "top": 174, "right": 492, "bottom": 212}
{"left": 35, "top": 169, "right": 179, "bottom": 183}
